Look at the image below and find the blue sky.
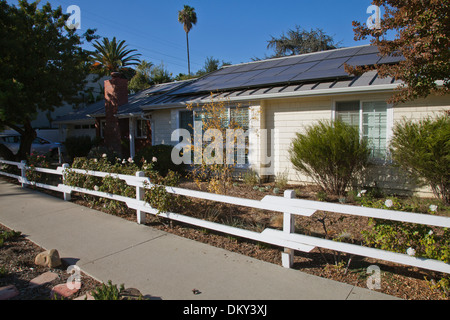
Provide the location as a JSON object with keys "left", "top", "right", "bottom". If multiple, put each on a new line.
{"left": 8, "top": 0, "right": 379, "bottom": 76}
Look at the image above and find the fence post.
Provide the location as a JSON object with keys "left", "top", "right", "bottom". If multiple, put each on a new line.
{"left": 136, "top": 171, "right": 146, "bottom": 225}
{"left": 61, "top": 163, "right": 71, "bottom": 201}
{"left": 282, "top": 190, "right": 296, "bottom": 268}
{"left": 20, "top": 160, "right": 27, "bottom": 188}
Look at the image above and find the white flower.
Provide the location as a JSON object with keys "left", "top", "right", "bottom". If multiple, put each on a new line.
{"left": 93, "top": 158, "right": 98, "bottom": 163}
{"left": 357, "top": 190, "right": 367, "bottom": 198}
{"left": 122, "top": 159, "right": 126, "bottom": 164}
{"left": 384, "top": 199, "right": 393, "bottom": 208}
{"left": 152, "top": 157, "right": 158, "bottom": 163}
{"left": 429, "top": 204, "right": 438, "bottom": 212}
{"left": 128, "top": 157, "right": 134, "bottom": 163}
{"left": 428, "top": 230, "right": 434, "bottom": 236}
{"left": 102, "top": 153, "right": 107, "bottom": 158}
{"left": 94, "top": 185, "right": 99, "bottom": 191}
{"left": 406, "top": 247, "right": 416, "bottom": 256}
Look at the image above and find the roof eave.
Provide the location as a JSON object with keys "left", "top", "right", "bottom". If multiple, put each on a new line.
{"left": 140, "top": 83, "right": 400, "bottom": 109}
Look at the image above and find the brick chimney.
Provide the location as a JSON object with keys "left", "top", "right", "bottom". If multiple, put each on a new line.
{"left": 104, "top": 72, "right": 128, "bottom": 156}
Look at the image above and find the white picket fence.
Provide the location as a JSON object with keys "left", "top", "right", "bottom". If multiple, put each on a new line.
{"left": 1, "top": 159, "right": 450, "bottom": 274}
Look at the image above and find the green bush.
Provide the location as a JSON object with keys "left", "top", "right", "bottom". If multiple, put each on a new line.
{"left": 91, "top": 280, "right": 125, "bottom": 300}
{"left": 389, "top": 112, "right": 450, "bottom": 205}
{"left": 134, "top": 144, "right": 184, "bottom": 176}
{"left": 64, "top": 136, "right": 93, "bottom": 159}
{"left": 289, "top": 120, "right": 370, "bottom": 196}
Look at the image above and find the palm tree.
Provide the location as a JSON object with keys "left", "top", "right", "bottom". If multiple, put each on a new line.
{"left": 178, "top": 5, "right": 197, "bottom": 76}
{"left": 90, "top": 37, "right": 141, "bottom": 77}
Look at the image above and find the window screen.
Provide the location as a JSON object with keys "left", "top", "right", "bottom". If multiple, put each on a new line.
{"left": 336, "top": 101, "right": 360, "bottom": 128}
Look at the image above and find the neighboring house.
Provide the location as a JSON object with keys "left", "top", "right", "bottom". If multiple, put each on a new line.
{"left": 55, "top": 44, "right": 450, "bottom": 196}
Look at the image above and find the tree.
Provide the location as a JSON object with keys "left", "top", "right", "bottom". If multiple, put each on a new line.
{"left": 0, "top": 0, "right": 97, "bottom": 160}
{"left": 196, "top": 57, "right": 231, "bottom": 77}
{"left": 90, "top": 37, "right": 141, "bottom": 79}
{"left": 178, "top": 5, "right": 197, "bottom": 76}
{"left": 151, "top": 62, "right": 173, "bottom": 84}
{"left": 347, "top": 0, "right": 450, "bottom": 104}
{"left": 267, "top": 25, "right": 340, "bottom": 58}
{"left": 128, "top": 60, "right": 153, "bottom": 93}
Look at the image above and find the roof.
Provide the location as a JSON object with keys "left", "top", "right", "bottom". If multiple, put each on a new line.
{"left": 54, "top": 79, "right": 195, "bottom": 124}
{"left": 141, "top": 44, "right": 403, "bottom": 109}
{"left": 55, "top": 45, "right": 404, "bottom": 123}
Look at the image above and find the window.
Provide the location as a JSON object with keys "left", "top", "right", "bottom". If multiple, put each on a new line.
{"left": 136, "top": 120, "right": 148, "bottom": 139}
{"left": 336, "top": 100, "right": 389, "bottom": 159}
{"left": 179, "top": 110, "right": 194, "bottom": 139}
{"left": 193, "top": 106, "right": 250, "bottom": 165}
{"left": 99, "top": 120, "right": 106, "bottom": 138}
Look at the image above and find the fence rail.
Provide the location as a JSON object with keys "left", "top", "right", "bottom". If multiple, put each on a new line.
{"left": 1, "top": 159, "right": 449, "bottom": 274}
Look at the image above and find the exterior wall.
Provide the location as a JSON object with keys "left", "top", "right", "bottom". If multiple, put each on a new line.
{"left": 393, "top": 95, "right": 449, "bottom": 121}
{"left": 251, "top": 92, "right": 450, "bottom": 197}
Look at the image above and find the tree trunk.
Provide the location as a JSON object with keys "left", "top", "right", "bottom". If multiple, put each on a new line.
{"left": 186, "top": 32, "right": 191, "bottom": 76}
{"left": 16, "top": 120, "right": 36, "bottom": 161}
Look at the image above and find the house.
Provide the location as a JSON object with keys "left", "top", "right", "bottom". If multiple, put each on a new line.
{"left": 55, "top": 44, "right": 450, "bottom": 196}
{"left": 54, "top": 77, "right": 195, "bottom": 157}
{"left": 28, "top": 74, "right": 107, "bottom": 143}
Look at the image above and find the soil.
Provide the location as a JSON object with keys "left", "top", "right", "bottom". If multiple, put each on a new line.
{"left": 0, "top": 223, "right": 102, "bottom": 300}
{"left": 1, "top": 176, "right": 449, "bottom": 300}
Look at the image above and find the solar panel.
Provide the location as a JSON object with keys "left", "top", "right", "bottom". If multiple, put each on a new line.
{"left": 250, "top": 58, "right": 289, "bottom": 70}
{"left": 345, "top": 53, "right": 381, "bottom": 66}
{"left": 169, "top": 45, "right": 402, "bottom": 95}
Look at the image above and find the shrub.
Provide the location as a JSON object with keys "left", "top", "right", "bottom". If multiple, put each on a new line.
{"left": 87, "top": 145, "right": 119, "bottom": 163}
{"left": 289, "top": 120, "right": 370, "bottom": 196}
{"left": 26, "top": 153, "right": 51, "bottom": 185}
{"left": 242, "top": 169, "right": 260, "bottom": 186}
{"left": 134, "top": 145, "right": 184, "bottom": 177}
{"left": 389, "top": 113, "right": 450, "bottom": 205}
{"left": 91, "top": 280, "right": 125, "bottom": 300}
{"left": 63, "top": 156, "right": 141, "bottom": 214}
{"left": 64, "top": 136, "right": 93, "bottom": 159}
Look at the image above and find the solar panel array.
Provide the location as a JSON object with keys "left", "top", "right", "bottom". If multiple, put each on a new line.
{"left": 171, "top": 45, "right": 403, "bottom": 95}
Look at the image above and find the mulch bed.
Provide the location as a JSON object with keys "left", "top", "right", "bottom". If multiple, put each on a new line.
{"left": 1, "top": 176, "right": 448, "bottom": 300}
{"left": 0, "top": 224, "right": 101, "bottom": 300}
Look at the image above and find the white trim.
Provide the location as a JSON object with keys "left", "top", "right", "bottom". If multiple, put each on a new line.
{"left": 141, "top": 84, "right": 400, "bottom": 110}
{"left": 386, "top": 103, "right": 394, "bottom": 147}
{"left": 129, "top": 117, "right": 136, "bottom": 158}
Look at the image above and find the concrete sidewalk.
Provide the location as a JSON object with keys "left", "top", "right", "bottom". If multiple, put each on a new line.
{"left": 0, "top": 180, "right": 399, "bottom": 300}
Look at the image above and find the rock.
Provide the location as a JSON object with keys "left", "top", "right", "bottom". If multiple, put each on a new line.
{"left": 0, "top": 285, "right": 19, "bottom": 300}
{"left": 120, "top": 287, "right": 143, "bottom": 300}
{"left": 29, "top": 271, "right": 59, "bottom": 288}
{"left": 50, "top": 283, "right": 80, "bottom": 299}
{"left": 34, "top": 249, "right": 61, "bottom": 268}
